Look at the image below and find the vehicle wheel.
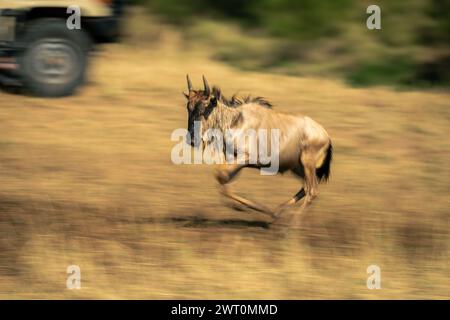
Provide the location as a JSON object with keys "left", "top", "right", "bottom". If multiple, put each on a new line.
{"left": 18, "top": 18, "right": 91, "bottom": 97}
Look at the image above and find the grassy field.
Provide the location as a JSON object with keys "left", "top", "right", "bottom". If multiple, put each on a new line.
{"left": 0, "top": 15, "right": 449, "bottom": 299}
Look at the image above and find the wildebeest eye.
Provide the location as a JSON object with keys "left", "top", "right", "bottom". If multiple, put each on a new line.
{"left": 203, "top": 99, "right": 217, "bottom": 119}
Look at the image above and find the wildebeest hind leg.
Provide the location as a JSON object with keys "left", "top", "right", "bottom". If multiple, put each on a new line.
{"left": 290, "top": 151, "right": 320, "bottom": 225}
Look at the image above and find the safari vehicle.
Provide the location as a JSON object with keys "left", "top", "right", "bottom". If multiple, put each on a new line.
{"left": 0, "top": 0, "right": 123, "bottom": 97}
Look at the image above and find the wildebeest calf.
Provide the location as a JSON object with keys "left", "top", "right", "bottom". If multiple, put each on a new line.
{"left": 184, "top": 75, "right": 332, "bottom": 222}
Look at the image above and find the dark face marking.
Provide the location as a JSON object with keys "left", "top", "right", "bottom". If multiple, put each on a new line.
{"left": 184, "top": 90, "right": 217, "bottom": 146}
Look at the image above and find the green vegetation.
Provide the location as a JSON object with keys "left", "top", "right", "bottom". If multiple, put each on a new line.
{"left": 138, "top": 0, "right": 449, "bottom": 88}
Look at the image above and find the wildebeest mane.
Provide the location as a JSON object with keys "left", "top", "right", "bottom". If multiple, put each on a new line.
{"left": 212, "top": 86, "right": 273, "bottom": 109}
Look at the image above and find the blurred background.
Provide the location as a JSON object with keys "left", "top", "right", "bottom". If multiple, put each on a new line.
{"left": 137, "top": 0, "right": 450, "bottom": 88}
{"left": 0, "top": 1, "right": 449, "bottom": 298}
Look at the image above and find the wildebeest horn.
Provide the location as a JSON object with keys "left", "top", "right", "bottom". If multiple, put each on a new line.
{"left": 203, "top": 75, "right": 210, "bottom": 96}
{"left": 186, "top": 74, "right": 193, "bottom": 92}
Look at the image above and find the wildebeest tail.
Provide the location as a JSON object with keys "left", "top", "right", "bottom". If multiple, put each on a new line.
{"left": 316, "top": 142, "right": 332, "bottom": 182}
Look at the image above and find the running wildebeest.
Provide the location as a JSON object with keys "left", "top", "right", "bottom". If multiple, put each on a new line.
{"left": 184, "top": 75, "right": 332, "bottom": 222}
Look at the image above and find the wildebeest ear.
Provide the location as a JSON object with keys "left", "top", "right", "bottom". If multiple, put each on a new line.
{"left": 182, "top": 92, "right": 189, "bottom": 99}
{"left": 215, "top": 90, "right": 221, "bottom": 100}
{"left": 210, "top": 96, "right": 218, "bottom": 107}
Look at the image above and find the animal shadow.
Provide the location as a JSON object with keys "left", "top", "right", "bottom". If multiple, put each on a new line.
{"left": 166, "top": 215, "right": 271, "bottom": 230}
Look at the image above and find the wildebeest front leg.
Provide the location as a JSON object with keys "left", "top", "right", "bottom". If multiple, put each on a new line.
{"left": 273, "top": 188, "right": 306, "bottom": 219}
{"left": 215, "top": 164, "right": 275, "bottom": 218}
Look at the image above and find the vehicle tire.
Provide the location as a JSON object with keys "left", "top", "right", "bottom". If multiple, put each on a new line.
{"left": 18, "top": 18, "right": 91, "bottom": 97}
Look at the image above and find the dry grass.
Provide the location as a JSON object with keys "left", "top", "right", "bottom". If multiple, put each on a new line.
{"left": 0, "top": 13, "right": 449, "bottom": 299}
